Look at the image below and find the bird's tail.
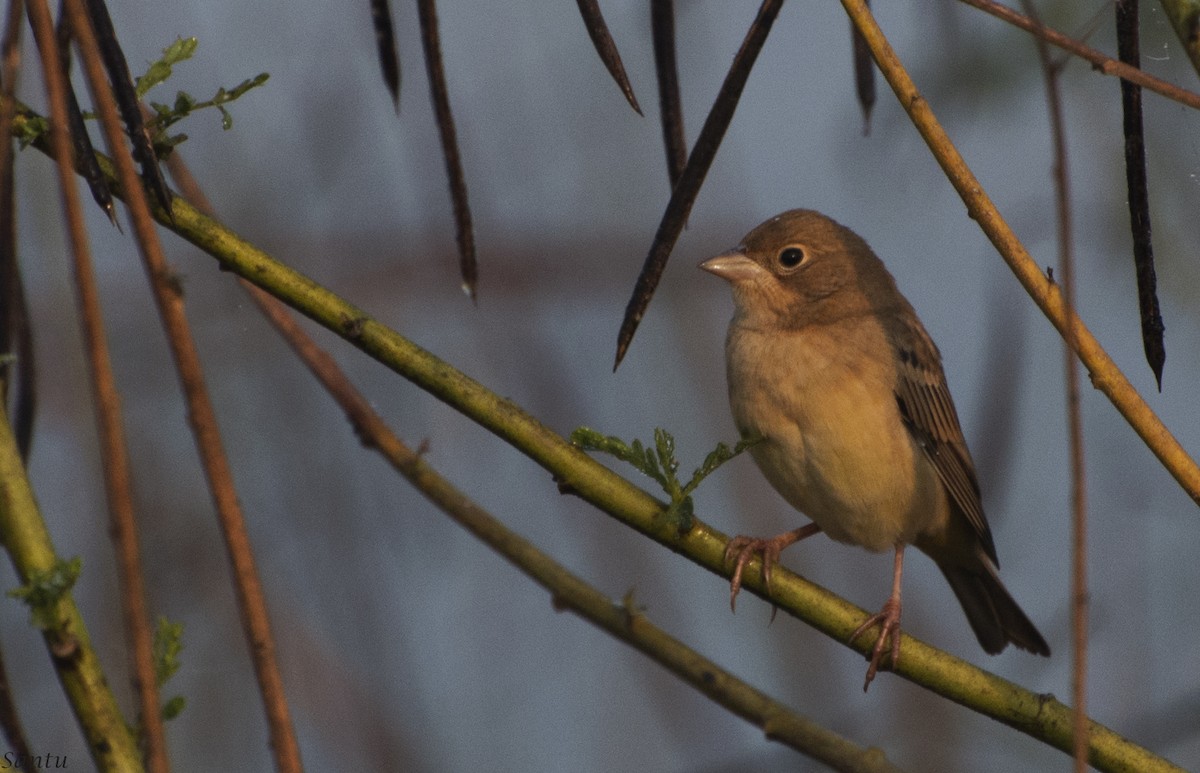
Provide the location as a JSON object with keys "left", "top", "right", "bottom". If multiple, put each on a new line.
{"left": 939, "top": 562, "right": 1050, "bottom": 657}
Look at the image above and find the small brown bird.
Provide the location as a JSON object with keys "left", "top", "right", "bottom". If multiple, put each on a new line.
{"left": 700, "top": 209, "right": 1049, "bottom": 689}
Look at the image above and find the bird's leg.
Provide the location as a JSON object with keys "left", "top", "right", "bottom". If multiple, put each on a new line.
{"left": 724, "top": 523, "right": 821, "bottom": 612}
{"left": 849, "top": 544, "right": 905, "bottom": 691}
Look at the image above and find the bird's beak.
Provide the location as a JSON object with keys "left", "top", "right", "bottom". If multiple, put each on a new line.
{"left": 699, "top": 250, "right": 761, "bottom": 283}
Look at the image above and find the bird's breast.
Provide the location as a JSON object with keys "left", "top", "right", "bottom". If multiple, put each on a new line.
{"left": 724, "top": 320, "right": 944, "bottom": 551}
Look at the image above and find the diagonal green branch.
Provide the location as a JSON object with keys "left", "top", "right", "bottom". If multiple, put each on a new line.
{"left": 8, "top": 105, "right": 1185, "bottom": 772}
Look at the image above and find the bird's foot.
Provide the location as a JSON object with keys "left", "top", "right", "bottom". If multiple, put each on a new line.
{"left": 723, "top": 524, "right": 820, "bottom": 613}
{"left": 849, "top": 597, "right": 902, "bottom": 691}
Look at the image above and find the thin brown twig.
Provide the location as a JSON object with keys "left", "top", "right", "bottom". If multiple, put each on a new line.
{"left": 28, "top": 1, "right": 165, "bottom": 768}
{"left": 62, "top": 1, "right": 302, "bottom": 770}
{"left": 16, "top": 3, "right": 145, "bottom": 768}
{"left": 1020, "top": 3, "right": 1089, "bottom": 770}
{"left": 959, "top": 0, "right": 1200, "bottom": 111}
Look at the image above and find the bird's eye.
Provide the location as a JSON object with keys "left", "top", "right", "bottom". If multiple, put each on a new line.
{"left": 777, "top": 246, "right": 806, "bottom": 270}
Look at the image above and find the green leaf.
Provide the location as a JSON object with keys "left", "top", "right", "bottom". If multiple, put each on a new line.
{"left": 228, "top": 73, "right": 270, "bottom": 99}
{"left": 683, "top": 434, "right": 761, "bottom": 496}
{"left": 161, "top": 695, "right": 186, "bottom": 721}
{"left": 173, "top": 91, "right": 197, "bottom": 114}
{"left": 135, "top": 36, "right": 198, "bottom": 99}
{"left": 155, "top": 615, "right": 187, "bottom": 723}
{"left": 15, "top": 115, "right": 49, "bottom": 148}
{"left": 153, "top": 616, "right": 185, "bottom": 686}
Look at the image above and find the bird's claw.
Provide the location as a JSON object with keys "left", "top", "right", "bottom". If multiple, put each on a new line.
{"left": 722, "top": 535, "right": 788, "bottom": 613}
{"left": 849, "top": 598, "right": 902, "bottom": 691}
{"left": 723, "top": 525, "right": 820, "bottom": 615}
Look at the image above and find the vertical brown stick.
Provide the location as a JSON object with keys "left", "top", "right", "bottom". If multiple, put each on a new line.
{"left": 15, "top": 1, "right": 149, "bottom": 769}
{"left": 63, "top": 0, "right": 303, "bottom": 770}
{"left": 27, "top": 12, "right": 163, "bottom": 768}
{"left": 34, "top": 1, "right": 168, "bottom": 768}
{"left": 1011, "top": 2, "right": 1091, "bottom": 766}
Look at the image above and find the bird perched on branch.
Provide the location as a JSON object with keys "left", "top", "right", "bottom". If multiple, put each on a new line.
{"left": 700, "top": 209, "right": 1049, "bottom": 689}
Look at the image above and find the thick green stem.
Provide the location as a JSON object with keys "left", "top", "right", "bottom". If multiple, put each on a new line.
{"left": 0, "top": 410, "right": 143, "bottom": 772}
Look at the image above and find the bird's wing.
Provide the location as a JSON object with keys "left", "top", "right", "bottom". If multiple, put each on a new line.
{"left": 889, "top": 316, "right": 998, "bottom": 564}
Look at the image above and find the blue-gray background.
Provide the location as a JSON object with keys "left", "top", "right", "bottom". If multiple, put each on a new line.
{"left": 6, "top": 2, "right": 1199, "bottom": 770}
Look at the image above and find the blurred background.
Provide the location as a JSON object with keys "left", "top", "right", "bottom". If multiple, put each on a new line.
{"left": 5, "top": 1, "right": 1199, "bottom": 770}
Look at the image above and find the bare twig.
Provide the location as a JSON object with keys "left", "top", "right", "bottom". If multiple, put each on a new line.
{"left": 1020, "top": 3, "right": 1089, "bottom": 770}
{"left": 959, "top": 0, "right": 1200, "bottom": 111}
{"left": 62, "top": 1, "right": 302, "bottom": 769}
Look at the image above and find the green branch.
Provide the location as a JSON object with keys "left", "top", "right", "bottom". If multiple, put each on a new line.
{"left": 0, "top": 411, "right": 143, "bottom": 772}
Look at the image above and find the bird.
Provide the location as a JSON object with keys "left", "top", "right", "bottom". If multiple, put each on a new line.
{"left": 699, "top": 209, "right": 1049, "bottom": 690}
